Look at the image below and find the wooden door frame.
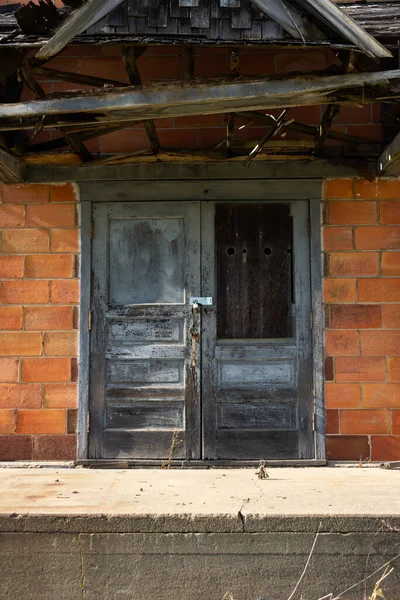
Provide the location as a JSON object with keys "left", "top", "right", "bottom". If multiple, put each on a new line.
{"left": 78, "top": 179, "right": 325, "bottom": 464}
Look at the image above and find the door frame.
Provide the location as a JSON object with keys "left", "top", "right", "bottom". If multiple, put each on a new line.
{"left": 78, "top": 179, "right": 325, "bottom": 464}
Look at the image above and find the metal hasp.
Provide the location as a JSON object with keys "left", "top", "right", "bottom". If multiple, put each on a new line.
{"left": 190, "top": 297, "right": 213, "bottom": 305}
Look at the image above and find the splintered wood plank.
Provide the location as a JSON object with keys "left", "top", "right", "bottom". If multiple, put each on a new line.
{"left": 148, "top": 0, "right": 168, "bottom": 26}
{"left": 0, "top": 145, "right": 26, "bottom": 182}
{"left": 248, "top": 0, "right": 306, "bottom": 39}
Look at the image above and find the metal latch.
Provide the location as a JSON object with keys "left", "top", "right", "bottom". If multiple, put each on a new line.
{"left": 190, "top": 297, "right": 213, "bottom": 306}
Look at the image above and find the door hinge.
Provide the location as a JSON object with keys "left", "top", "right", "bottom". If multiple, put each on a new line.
{"left": 88, "top": 310, "right": 92, "bottom": 331}
{"left": 310, "top": 311, "right": 313, "bottom": 330}
{"left": 86, "top": 411, "right": 90, "bottom": 433}
{"left": 312, "top": 412, "right": 316, "bottom": 432}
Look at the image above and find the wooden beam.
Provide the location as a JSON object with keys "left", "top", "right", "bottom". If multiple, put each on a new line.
{"left": 34, "top": 0, "right": 126, "bottom": 62}
{"left": 0, "top": 145, "right": 26, "bottom": 182}
{"left": 31, "top": 66, "right": 126, "bottom": 88}
{"left": 1, "top": 70, "right": 400, "bottom": 131}
{"left": 296, "top": 0, "right": 392, "bottom": 58}
{"left": 377, "top": 131, "right": 400, "bottom": 175}
{"left": 249, "top": 0, "right": 313, "bottom": 40}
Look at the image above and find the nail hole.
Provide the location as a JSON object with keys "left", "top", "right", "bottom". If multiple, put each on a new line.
{"left": 286, "top": 248, "right": 292, "bottom": 254}
{"left": 227, "top": 247, "right": 236, "bottom": 255}
{"left": 264, "top": 247, "right": 272, "bottom": 255}
{"left": 242, "top": 248, "right": 247, "bottom": 254}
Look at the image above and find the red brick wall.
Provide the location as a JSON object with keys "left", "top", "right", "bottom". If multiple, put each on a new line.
{"left": 0, "top": 183, "right": 79, "bottom": 460}
{"left": 324, "top": 179, "right": 400, "bottom": 462}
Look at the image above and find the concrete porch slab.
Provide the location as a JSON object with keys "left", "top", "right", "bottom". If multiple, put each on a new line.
{"left": 1, "top": 467, "right": 400, "bottom": 599}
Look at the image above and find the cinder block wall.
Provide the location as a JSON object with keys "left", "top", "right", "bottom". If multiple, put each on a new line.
{"left": 0, "top": 183, "right": 79, "bottom": 460}
{"left": 323, "top": 179, "right": 400, "bottom": 462}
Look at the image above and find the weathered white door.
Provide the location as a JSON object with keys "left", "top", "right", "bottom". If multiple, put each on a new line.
{"left": 89, "top": 202, "right": 201, "bottom": 459}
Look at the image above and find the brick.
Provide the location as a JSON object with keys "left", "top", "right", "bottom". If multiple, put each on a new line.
{"left": 50, "top": 280, "right": 79, "bottom": 304}
{"left": 363, "top": 383, "right": 400, "bottom": 408}
{"left": 24, "top": 307, "right": 72, "bottom": 331}
{"left": 21, "top": 358, "right": 70, "bottom": 383}
{"left": 381, "top": 252, "right": 400, "bottom": 275}
{"left": 323, "top": 227, "right": 353, "bottom": 251}
{"left": 80, "top": 57, "right": 130, "bottom": 81}
{"left": 50, "top": 183, "right": 79, "bottom": 203}
{"left": 325, "top": 330, "right": 359, "bottom": 356}
{"left": 0, "top": 410, "right": 16, "bottom": 433}
{"left": 191, "top": 54, "right": 227, "bottom": 78}
{"left": 328, "top": 201, "right": 377, "bottom": 225}
{"left": 340, "top": 409, "right": 390, "bottom": 434}
{"left": 388, "top": 357, "right": 400, "bottom": 381}
{"left": 330, "top": 305, "right": 381, "bottom": 329}
{"left": 44, "top": 331, "right": 78, "bottom": 356}
{"left": 237, "top": 52, "right": 275, "bottom": 76}
{"left": 371, "top": 436, "right": 400, "bottom": 461}
{"left": 336, "top": 105, "right": 372, "bottom": 125}
{"left": 50, "top": 229, "right": 79, "bottom": 252}
{"left": 25, "top": 254, "right": 74, "bottom": 278}
{"left": 348, "top": 125, "right": 382, "bottom": 141}
{"left": 323, "top": 179, "right": 353, "bottom": 199}
{"left": 1, "top": 183, "right": 49, "bottom": 204}
{"left": 336, "top": 357, "right": 386, "bottom": 382}
{"left": 0, "top": 307, "right": 22, "bottom": 330}
{"left": 393, "top": 410, "right": 400, "bottom": 434}
{"left": 67, "top": 409, "right": 77, "bottom": 434}
{"left": 0, "top": 435, "right": 32, "bottom": 460}
{"left": 17, "top": 409, "right": 66, "bottom": 434}
{"left": 358, "top": 278, "right": 400, "bottom": 302}
{"left": 360, "top": 331, "right": 400, "bottom": 356}
{"left": 0, "top": 256, "right": 24, "bottom": 278}
{"left": 71, "top": 357, "right": 78, "bottom": 382}
{"left": 2, "top": 229, "right": 49, "bottom": 253}
{"left": 383, "top": 305, "right": 400, "bottom": 328}
{"left": 157, "top": 129, "right": 198, "bottom": 149}
{"left": 275, "top": 52, "right": 326, "bottom": 73}
{"left": 0, "top": 358, "right": 19, "bottom": 382}
{"left": 1, "top": 280, "right": 48, "bottom": 304}
{"left": 0, "top": 205, "right": 25, "bottom": 228}
{"left": 43, "top": 383, "right": 77, "bottom": 408}
{"left": 326, "top": 435, "right": 370, "bottom": 461}
{"left": 329, "top": 252, "right": 378, "bottom": 276}
{"left": 0, "top": 332, "right": 42, "bottom": 356}
{"left": 99, "top": 127, "right": 149, "bottom": 153}
{"left": 355, "top": 226, "right": 400, "bottom": 250}
{"left": 175, "top": 114, "right": 223, "bottom": 128}
{"left": 26, "top": 204, "right": 75, "bottom": 227}
{"left": 325, "top": 383, "right": 360, "bottom": 408}
{"left": 326, "top": 409, "right": 339, "bottom": 434}
{"left": 376, "top": 180, "right": 400, "bottom": 199}
{"left": 325, "top": 356, "right": 334, "bottom": 381}
{"left": 380, "top": 201, "right": 400, "bottom": 224}
{"left": 323, "top": 279, "right": 357, "bottom": 303}
{"left": 354, "top": 179, "right": 377, "bottom": 199}
{"left": 33, "top": 434, "right": 76, "bottom": 460}
{"left": 0, "top": 383, "right": 41, "bottom": 409}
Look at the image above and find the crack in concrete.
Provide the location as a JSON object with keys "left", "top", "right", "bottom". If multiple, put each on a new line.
{"left": 78, "top": 534, "right": 87, "bottom": 600}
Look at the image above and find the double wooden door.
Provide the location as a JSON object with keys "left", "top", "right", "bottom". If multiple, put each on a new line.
{"left": 89, "top": 200, "right": 314, "bottom": 461}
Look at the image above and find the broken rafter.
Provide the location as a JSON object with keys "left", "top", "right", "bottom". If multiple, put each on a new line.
{"left": 245, "top": 109, "right": 290, "bottom": 166}
{"left": 35, "top": 0, "right": 126, "bottom": 62}
{"left": 296, "top": 0, "right": 392, "bottom": 58}
{"left": 31, "top": 66, "right": 127, "bottom": 89}
{"left": 0, "top": 144, "right": 26, "bottom": 182}
{"left": 122, "top": 46, "right": 159, "bottom": 155}
{"left": 314, "top": 104, "right": 340, "bottom": 153}
{"left": 1, "top": 69, "right": 400, "bottom": 132}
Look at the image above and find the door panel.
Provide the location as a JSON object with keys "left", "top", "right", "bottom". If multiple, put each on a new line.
{"left": 89, "top": 202, "right": 201, "bottom": 459}
{"left": 201, "top": 201, "right": 313, "bottom": 460}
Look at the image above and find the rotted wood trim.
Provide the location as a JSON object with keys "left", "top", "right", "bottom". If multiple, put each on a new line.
{"left": 78, "top": 200, "right": 92, "bottom": 460}
{"left": 0, "top": 146, "right": 26, "bottom": 183}
{"left": 79, "top": 179, "right": 323, "bottom": 203}
{"left": 309, "top": 196, "right": 325, "bottom": 461}
{"left": 77, "top": 459, "right": 327, "bottom": 468}
{"left": 26, "top": 160, "right": 375, "bottom": 182}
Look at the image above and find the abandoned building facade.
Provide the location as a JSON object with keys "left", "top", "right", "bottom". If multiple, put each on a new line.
{"left": 0, "top": 0, "right": 399, "bottom": 465}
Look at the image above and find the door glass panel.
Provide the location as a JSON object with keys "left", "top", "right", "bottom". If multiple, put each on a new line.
{"left": 109, "top": 218, "right": 184, "bottom": 304}
{"left": 216, "top": 203, "right": 292, "bottom": 339}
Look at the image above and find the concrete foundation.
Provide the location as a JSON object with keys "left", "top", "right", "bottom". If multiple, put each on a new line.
{"left": 1, "top": 466, "right": 400, "bottom": 599}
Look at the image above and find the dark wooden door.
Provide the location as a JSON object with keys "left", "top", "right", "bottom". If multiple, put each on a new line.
{"left": 201, "top": 201, "right": 313, "bottom": 459}
{"left": 89, "top": 202, "right": 201, "bottom": 459}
